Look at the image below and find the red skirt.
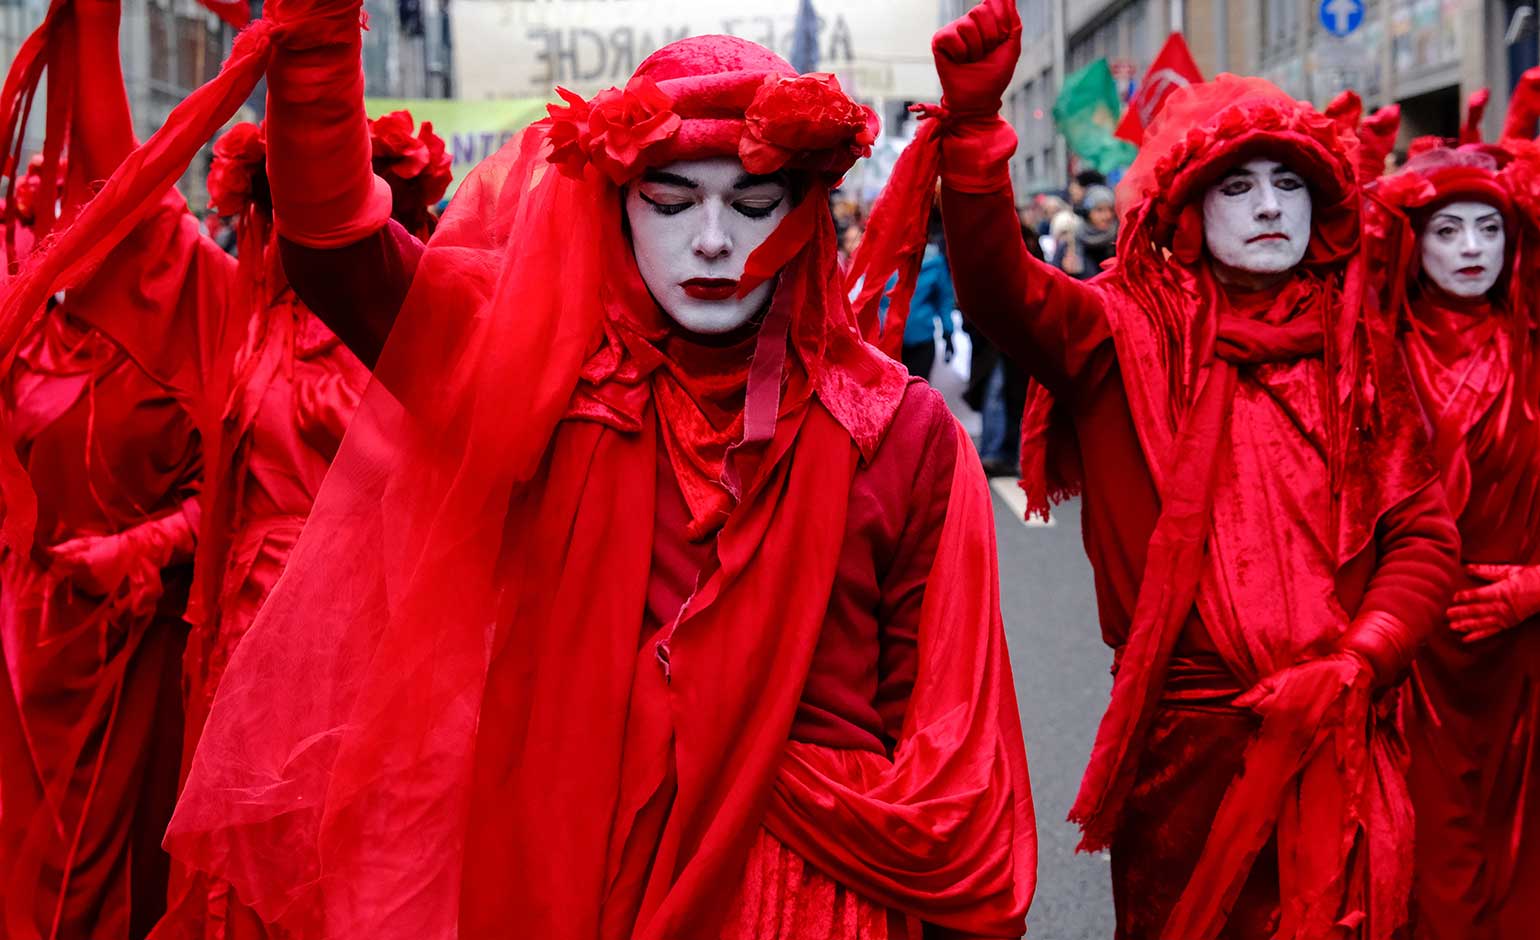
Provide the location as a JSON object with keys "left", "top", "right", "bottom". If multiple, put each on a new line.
{"left": 723, "top": 825, "right": 911, "bottom": 940}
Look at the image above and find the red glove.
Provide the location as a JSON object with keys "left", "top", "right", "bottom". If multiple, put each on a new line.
{"left": 296, "top": 369, "right": 363, "bottom": 459}
{"left": 1338, "top": 609, "right": 1419, "bottom": 687}
{"left": 931, "top": 0, "right": 1021, "bottom": 193}
{"left": 47, "top": 503, "right": 197, "bottom": 617}
{"left": 1448, "top": 563, "right": 1540, "bottom": 644}
{"left": 1503, "top": 67, "right": 1540, "bottom": 143}
{"left": 264, "top": 0, "right": 392, "bottom": 248}
{"left": 1235, "top": 652, "right": 1372, "bottom": 727}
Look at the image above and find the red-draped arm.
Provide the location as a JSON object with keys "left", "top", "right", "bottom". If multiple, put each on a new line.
{"left": 873, "top": 384, "right": 958, "bottom": 745}
{"left": 1346, "top": 481, "right": 1461, "bottom": 684}
{"left": 278, "top": 223, "right": 424, "bottom": 370}
{"left": 940, "top": 185, "right": 1111, "bottom": 397}
{"left": 70, "top": 0, "right": 135, "bottom": 185}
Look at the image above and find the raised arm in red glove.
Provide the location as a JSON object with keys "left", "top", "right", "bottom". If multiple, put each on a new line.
{"left": 69, "top": 0, "right": 136, "bottom": 188}
{"left": 264, "top": 0, "right": 392, "bottom": 248}
{"left": 931, "top": 0, "right": 1021, "bottom": 193}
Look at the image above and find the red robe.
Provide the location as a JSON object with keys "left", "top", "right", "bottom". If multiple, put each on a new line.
{"left": 0, "top": 309, "right": 201, "bottom": 940}
{"left": 942, "top": 184, "right": 1459, "bottom": 939}
{"left": 1400, "top": 293, "right": 1540, "bottom": 940}
{"left": 165, "top": 127, "right": 1034, "bottom": 940}
{"left": 66, "top": 190, "right": 369, "bottom": 940}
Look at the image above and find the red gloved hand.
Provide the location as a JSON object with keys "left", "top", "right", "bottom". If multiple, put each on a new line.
{"left": 296, "top": 370, "right": 363, "bottom": 459}
{"left": 1503, "top": 67, "right": 1540, "bottom": 142}
{"left": 931, "top": 0, "right": 1021, "bottom": 193}
{"left": 932, "top": 0, "right": 1022, "bottom": 121}
{"left": 1235, "top": 652, "right": 1372, "bottom": 729}
{"left": 47, "top": 507, "right": 196, "bottom": 617}
{"left": 1448, "top": 563, "right": 1540, "bottom": 644}
{"left": 264, "top": 0, "right": 392, "bottom": 248}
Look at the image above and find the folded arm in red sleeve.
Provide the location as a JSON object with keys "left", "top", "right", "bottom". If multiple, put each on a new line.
{"left": 1343, "top": 482, "right": 1461, "bottom": 685}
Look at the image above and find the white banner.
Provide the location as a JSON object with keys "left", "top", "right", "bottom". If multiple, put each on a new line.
{"left": 451, "top": 0, "right": 945, "bottom": 102}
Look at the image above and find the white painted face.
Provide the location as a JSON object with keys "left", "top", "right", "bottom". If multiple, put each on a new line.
{"left": 1201, "top": 158, "right": 1313, "bottom": 277}
{"left": 624, "top": 157, "right": 793, "bottom": 335}
{"left": 1420, "top": 200, "right": 1506, "bottom": 299}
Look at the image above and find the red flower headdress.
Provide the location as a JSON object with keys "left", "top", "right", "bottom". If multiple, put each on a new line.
{"left": 206, "top": 121, "right": 268, "bottom": 217}
{"left": 368, "top": 109, "right": 452, "bottom": 239}
{"left": 545, "top": 66, "right": 875, "bottom": 185}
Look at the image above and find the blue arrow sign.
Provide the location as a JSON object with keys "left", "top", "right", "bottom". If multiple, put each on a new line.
{"left": 1320, "top": 0, "right": 1364, "bottom": 37}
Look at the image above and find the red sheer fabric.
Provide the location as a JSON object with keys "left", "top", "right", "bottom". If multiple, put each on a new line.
{"left": 164, "top": 34, "right": 1034, "bottom": 940}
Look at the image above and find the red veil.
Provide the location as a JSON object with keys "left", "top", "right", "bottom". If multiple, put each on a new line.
{"left": 144, "top": 33, "right": 1034, "bottom": 940}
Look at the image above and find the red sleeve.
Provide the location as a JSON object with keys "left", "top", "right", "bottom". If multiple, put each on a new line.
{"left": 70, "top": 0, "right": 136, "bottom": 187}
{"left": 278, "top": 220, "right": 425, "bottom": 370}
{"left": 940, "top": 184, "right": 1112, "bottom": 397}
{"left": 873, "top": 388, "right": 958, "bottom": 744}
{"left": 1353, "top": 479, "right": 1461, "bottom": 678}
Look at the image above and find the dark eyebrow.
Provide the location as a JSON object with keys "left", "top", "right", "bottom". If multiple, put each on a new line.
{"left": 641, "top": 169, "right": 698, "bottom": 188}
{"left": 1220, "top": 168, "right": 1256, "bottom": 181}
{"left": 1431, "top": 211, "right": 1502, "bottom": 225}
{"left": 734, "top": 172, "right": 790, "bottom": 190}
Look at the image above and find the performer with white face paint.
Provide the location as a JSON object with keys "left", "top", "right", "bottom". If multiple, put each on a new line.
{"left": 893, "top": 2, "right": 1460, "bottom": 937}
{"left": 1368, "top": 140, "right": 1540, "bottom": 940}
{"left": 70, "top": 7, "right": 1036, "bottom": 938}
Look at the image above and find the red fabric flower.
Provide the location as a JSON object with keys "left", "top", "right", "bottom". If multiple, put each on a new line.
{"left": 740, "top": 73, "right": 877, "bottom": 177}
{"left": 546, "top": 86, "right": 594, "bottom": 179}
{"left": 546, "top": 78, "right": 681, "bottom": 184}
{"left": 206, "top": 122, "right": 267, "bottom": 216}
{"left": 371, "top": 111, "right": 453, "bottom": 208}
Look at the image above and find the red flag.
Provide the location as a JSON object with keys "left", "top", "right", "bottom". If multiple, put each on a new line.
{"left": 1114, "top": 32, "right": 1203, "bottom": 146}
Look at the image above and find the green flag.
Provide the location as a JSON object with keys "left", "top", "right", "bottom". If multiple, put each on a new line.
{"left": 1051, "top": 59, "right": 1138, "bottom": 176}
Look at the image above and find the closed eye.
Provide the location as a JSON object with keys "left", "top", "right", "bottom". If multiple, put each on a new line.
{"left": 734, "top": 196, "right": 784, "bottom": 220}
{"left": 639, "top": 190, "right": 691, "bottom": 216}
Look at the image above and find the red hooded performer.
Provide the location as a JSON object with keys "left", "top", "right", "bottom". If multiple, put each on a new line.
{"left": 0, "top": 4, "right": 201, "bottom": 938}
{"left": 0, "top": 0, "right": 1039, "bottom": 935}
{"left": 1366, "top": 88, "right": 1540, "bottom": 938}
{"left": 26, "top": 5, "right": 448, "bottom": 937}
{"left": 913, "top": 2, "right": 1459, "bottom": 938}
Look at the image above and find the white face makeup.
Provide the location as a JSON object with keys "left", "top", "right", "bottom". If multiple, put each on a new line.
{"left": 1201, "top": 158, "right": 1313, "bottom": 281}
{"left": 624, "top": 157, "right": 793, "bottom": 335}
{"left": 1420, "top": 201, "right": 1505, "bottom": 299}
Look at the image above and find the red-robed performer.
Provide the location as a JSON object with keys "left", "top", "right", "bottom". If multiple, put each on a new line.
{"left": 0, "top": 18, "right": 202, "bottom": 938}
{"left": 0, "top": 0, "right": 1036, "bottom": 935}
{"left": 1364, "top": 84, "right": 1540, "bottom": 939}
{"left": 911, "top": 2, "right": 1459, "bottom": 938}
{"left": 41, "top": 6, "right": 447, "bottom": 936}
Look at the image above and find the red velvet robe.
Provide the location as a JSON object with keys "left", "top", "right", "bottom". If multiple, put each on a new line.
{"left": 1400, "top": 294, "right": 1540, "bottom": 940}
{"left": 0, "top": 310, "right": 201, "bottom": 940}
{"left": 66, "top": 190, "right": 369, "bottom": 940}
{"left": 942, "top": 185, "right": 1459, "bottom": 939}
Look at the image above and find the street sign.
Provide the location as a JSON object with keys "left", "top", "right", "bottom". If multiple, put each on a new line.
{"left": 1319, "top": 0, "right": 1364, "bottom": 37}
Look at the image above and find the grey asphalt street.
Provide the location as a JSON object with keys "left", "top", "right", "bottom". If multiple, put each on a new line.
{"left": 931, "top": 349, "right": 1116, "bottom": 938}
{"left": 991, "top": 490, "right": 1116, "bottom": 940}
